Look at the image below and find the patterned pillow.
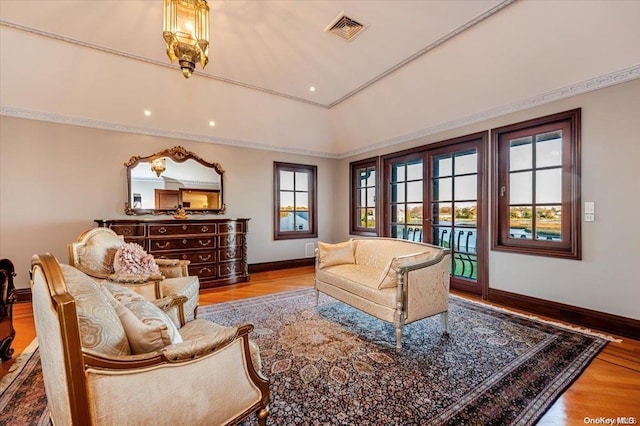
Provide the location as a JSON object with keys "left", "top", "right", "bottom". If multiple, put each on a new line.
{"left": 101, "top": 282, "right": 182, "bottom": 353}
{"left": 60, "top": 264, "right": 131, "bottom": 356}
{"left": 318, "top": 241, "right": 355, "bottom": 269}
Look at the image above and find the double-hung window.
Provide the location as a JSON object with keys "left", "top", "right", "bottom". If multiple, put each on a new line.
{"left": 274, "top": 162, "right": 317, "bottom": 240}
{"left": 492, "top": 109, "right": 581, "bottom": 259}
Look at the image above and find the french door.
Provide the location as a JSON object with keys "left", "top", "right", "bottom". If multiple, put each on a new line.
{"left": 384, "top": 132, "right": 487, "bottom": 296}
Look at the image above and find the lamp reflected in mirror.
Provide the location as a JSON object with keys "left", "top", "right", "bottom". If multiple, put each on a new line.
{"left": 151, "top": 158, "right": 166, "bottom": 177}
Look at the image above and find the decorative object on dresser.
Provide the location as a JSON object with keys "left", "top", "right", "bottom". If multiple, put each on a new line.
{"left": 125, "top": 146, "right": 225, "bottom": 216}
{"left": 96, "top": 218, "right": 250, "bottom": 290}
{"left": 0, "top": 259, "right": 17, "bottom": 361}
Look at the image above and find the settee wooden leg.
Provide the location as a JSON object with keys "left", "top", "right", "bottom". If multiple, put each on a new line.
{"left": 441, "top": 311, "right": 449, "bottom": 335}
{"left": 395, "top": 326, "right": 403, "bottom": 352}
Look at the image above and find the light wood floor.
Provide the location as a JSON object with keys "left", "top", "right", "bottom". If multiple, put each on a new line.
{"left": 3, "top": 266, "right": 639, "bottom": 424}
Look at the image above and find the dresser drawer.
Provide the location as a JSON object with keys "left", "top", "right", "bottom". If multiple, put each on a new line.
{"left": 218, "top": 246, "right": 243, "bottom": 262}
{"left": 149, "top": 223, "right": 216, "bottom": 236}
{"left": 219, "top": 261, "right": 244, "bottom": 278}
{"left": 149, "top": 237, "right": 216, "bottom": 252}
{"left": 219, "top": 233, "right": 244, "bottom": 248}
{"left": 158, "top": 251, "right": 217, "bottom": 265}
{"left": 217, "top": 221, "right": 244, "bottom": 234}
{"left": 111, "top": 224, "right": 146, "bottom": 238}
{"left": 190, "top": 264, "right": 217, "bottom": 279}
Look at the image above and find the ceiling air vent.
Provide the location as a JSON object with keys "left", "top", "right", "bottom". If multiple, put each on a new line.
{"left": 324, "top": 12, "right": 366, "bottom": 41}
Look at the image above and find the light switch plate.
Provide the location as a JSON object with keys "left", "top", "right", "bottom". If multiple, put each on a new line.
{"left": 584, "top": 201, "right": 595, "bottom": 214}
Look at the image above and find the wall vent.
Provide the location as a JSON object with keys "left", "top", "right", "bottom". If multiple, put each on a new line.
{"left": 324, "top": 12, "right": 366, "bottom": 41}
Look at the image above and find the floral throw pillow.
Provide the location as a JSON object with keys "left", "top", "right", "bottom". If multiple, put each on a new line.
{"left": 113, "top": 242, "right": 161, "bottom": 275}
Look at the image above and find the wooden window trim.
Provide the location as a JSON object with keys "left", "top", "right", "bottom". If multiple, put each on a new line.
{"left": 350, "top": 157, "right": 380, "bottom": 236}
{"left": 273, "top": 162, "right": 318, "bottom": 240}
{"left": 491, "top": 109, "right": 581, "bottom": 259}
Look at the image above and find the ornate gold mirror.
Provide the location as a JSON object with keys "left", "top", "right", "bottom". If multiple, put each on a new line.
{"left": 125, "top": 146, "right": 225, "bottom": 215}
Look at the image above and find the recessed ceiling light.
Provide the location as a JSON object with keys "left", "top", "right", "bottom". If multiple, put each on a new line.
{"left": 144, "top": 109, "right": 152, "bottom": 116}
{"left": 209, "top": 120, "right": 216, "bottom": 127}
{"left": 309, "top": 86, "right": 316, "bottom": 92}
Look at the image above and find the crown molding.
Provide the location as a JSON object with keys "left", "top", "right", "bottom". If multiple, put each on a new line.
{"left": 0, "top": 105, "right": 340, "bottom": 159}
{"left": 336, "top": 64, "right": 640, "bottom": 159}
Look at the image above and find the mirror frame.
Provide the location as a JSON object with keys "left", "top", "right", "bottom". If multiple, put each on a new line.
{"left": 125, "top": 146, "right": 226, "bottom": 216}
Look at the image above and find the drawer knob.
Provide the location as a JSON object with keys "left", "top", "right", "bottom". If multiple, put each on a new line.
{"left": 200, "top": 267, "right": 212, "bottom": 274}
{"left": 182, "top": 225, "right": 187, "bottom": 230}
{"left": 201, "top": 226, "right": 209, "bottom": 232}
{"left": 158, "top": 227, "right": 167, "bottom": 234}
{"left": 182, "top": 239, "right": 188, "bottom": 244}
{"left": 199, "top": 254, "right": 212, "bottom": 261}
{"left": 156, "top": 242, "right": 170, "bottom": 249}
{"left": 199, "top": 239, "right": 212, "bottom": 247}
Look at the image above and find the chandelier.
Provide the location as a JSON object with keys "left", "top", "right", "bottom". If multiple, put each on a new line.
{"left": 163, "top": 0, "right": 210, "bottom": 78}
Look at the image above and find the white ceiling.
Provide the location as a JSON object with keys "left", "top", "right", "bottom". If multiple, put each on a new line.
{"left": 1, "top": 0, "right": 639, "bottom": 157}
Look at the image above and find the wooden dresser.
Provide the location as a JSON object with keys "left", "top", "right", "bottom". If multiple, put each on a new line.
{"left": 95, "top": 218, "right": 250, "bottom": 289}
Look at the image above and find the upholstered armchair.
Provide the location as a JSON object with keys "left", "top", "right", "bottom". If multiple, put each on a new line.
{"left": 31, "top": 254, "right": 269, "bottom": 426}
{"left": 68, "top": 227, "right": 199, "bottom": 326}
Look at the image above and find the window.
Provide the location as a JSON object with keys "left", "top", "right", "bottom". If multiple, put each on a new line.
{"left": 350, "top": 157, "right": 378, "bottom": 235}
{"left": 274, "top": 162, "right": 317, "bottom": 240}
{"left": 492, "top": 109, "right": 581, "bottom": 259}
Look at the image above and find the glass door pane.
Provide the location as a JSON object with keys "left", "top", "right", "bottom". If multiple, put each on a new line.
{"left": 429, "top": 146, "right": 482, "bottom": 291}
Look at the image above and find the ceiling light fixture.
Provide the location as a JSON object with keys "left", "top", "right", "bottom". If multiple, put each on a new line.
{"left": 309, "top": 86, "right": 316, "bottom": 92}
{"left": 163, "top": 0, "right": 210, "bottom": 78}
{"left": 209, "top": 120, "right": 216, "bottom": 127}
{"left": 144, "top": 109, "right": 152, "bottom": 116}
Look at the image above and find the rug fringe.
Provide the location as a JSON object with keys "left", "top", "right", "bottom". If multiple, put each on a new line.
{"left": 451, "top": 295, "right": 622, "bottom": 343}
{"left": 0, "top": 338, "right": 39, "bottom": 394}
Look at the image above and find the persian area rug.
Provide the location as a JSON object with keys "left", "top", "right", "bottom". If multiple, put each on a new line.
{"left": 0, "top": 289, "right": 607, "bottom": 426}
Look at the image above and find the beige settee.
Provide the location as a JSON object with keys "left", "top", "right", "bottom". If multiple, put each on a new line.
{"left": 315, "top": 238, "right": 451, "bottom": 350}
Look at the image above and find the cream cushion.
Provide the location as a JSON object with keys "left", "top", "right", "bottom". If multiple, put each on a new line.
{"left": 317, "top": 241, "right": 355, "bottom": 269}
{"left": 101, "top": 282, "right": 183, "bottom": 353}
{"left": 100, "top": 288, "right": 173, "bottom": 354}
{"left": 378, "top": 251, "right": 437, "bottom": 289}
{"left": 60, "top": 264, "right": 131, "bottom": 356}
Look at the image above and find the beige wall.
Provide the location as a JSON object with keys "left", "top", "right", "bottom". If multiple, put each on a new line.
{"left": 0, "top": 118, "right": 339, "bottom": 290}
{"left": 336, "top": 79, "right": 640, "bottom": 320}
